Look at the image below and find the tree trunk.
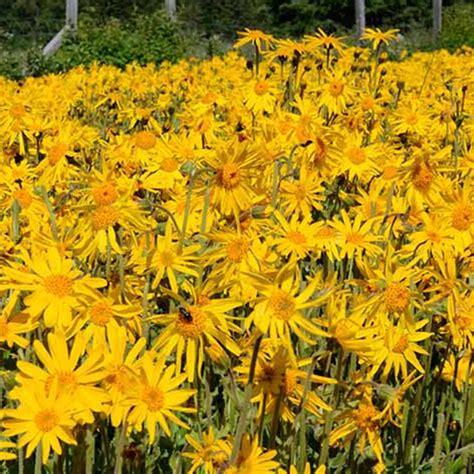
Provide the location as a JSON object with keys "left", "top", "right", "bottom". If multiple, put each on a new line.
{"left": 355, "top": 0, "right": 365, "bottom": 38}
{"left": 66, "top": 0, "right": 78, "bottom": 30}
{"left": 433, "top": 0, "right": 442, "bottom": 39}
{"left": 165, "top": 0, "right": 177, "bottom": 19}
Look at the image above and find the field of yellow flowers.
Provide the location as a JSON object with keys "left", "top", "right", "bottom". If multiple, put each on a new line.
{"left": 0, "top": 28, "right": 472, "bottom": 473}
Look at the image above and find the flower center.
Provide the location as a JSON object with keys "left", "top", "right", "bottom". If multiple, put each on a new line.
{"left": 287, "top": 230, "right": 307, "bottom": 246}
{"left": 135, "top": 131, "right": 156, "bottom": 150}
{"left": 254, "top": 81, "right": 270, "bottom": 96}
{"left": 226, "top": 238, "right": 249, "bottom": 263}
{"left": 10, "top": 104, "right": 26, "bottom": 118}
{"left": 412, "top": 162, "right": 433, "bottom": 192}
{"left": 268, "top": 290, "right": 296, "bottom": 321}
{"left": 34, "top": 409, "right": 59, "bottom": 432}
{"left": 451, "top": 203, "right": 473, "bottom": 231}
{"left": 157, "top": 249, "right": 175, "bottom": 267}
{"left": 216, "top": 163, "right": 241, "bottom": 189}
{"left": 347, "top": 147, "right": 366, "bottom": 165}
{"left": 140, "top": 386, "right": 165, "bottom": 412}
{"left": 382, "top": 165, "right": 398, "bottom": 180}
{"left": 353, "top": 403, "right": 378, "bottom": 430}
{"left": 176, "top": 306, "right": 207, "bottom": 338}
{"left": 316, "top": 226, "right": 336, "bottom": 239}
{"left": 346, "top": 232, "right": 364, "bottom": 245}
{"left": 92, "top": 182, "right": 118, "bottom": 206}
{"left": 92, "top": 206, "right": 121, "bottom": 230}
{"left": 104, "top": 365, "right": 130, "bottom": 393}
{"left": 392, "top": 335, "right": 409, "bottom": 353}
{"left": 43, "top": 274, "right": 73, "bottom": 298}
{"left": 13, "top": 188, "right": 33, "bottom": 209}
{"left": 329, "top": 80, "right": 344, "bottom": 97}
{"left": 385, "top": 283, "right": 409, "bottom": 312}
{"left": 161, "top": 157, "right": 179, "bottom": 172}
{"left": 48, "top": 143, "right": 68, "bottom": 165}
{"left": 405, "top": 111, "right": 418, "bottom": 126}
{"left": 334, "top": 319, "right": 356, "bottom": 342}
{"left": 426, "top": 230, "right": 441, "bottom": 244}
{"left": 90, "top": 301, "right": 114, "bottom": 326}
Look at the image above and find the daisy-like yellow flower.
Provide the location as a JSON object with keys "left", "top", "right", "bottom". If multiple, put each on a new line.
{"left": 184, "top": 427, "right": 232, "bottom": 474}
{"left": 330, "top": 392, "right": 385, "bottom": 469}
{"left": 15, "top": 331, "right": 108, "bottom": 423}
{"left": 131, "top": 221, "right": 200, "bottom": 292}
{"left": 224, "top": 434, "right": 279, "bottom": 473}
{"left": 234, "top": 29, "right": 275, "bottom": 51}
{"left": 3, "top": 380, "right": 78, "bottom": 464}
{"left": 101, "top": 325, "right": 146, "bottom": 427}
{"left": 150, "top": 295, "right": 241, "bottom": 383}
{"left": 246, "top": 268, "right": 331, "bottom": 349}
{"left": 330, "top": 210, "right": 382, "bottom": 260}
{"left": 124, "top": 353, "right": 195, "bottom": 442}
{"left": 206, "top": 140, "right": 259, "bottom": 221}
{"left": 362, "top": 28, "right": 400, "bottom": 50}
{"left": 1, "top": 247, "right": 106, "bottom": 327}
{"left": 370, "top": 320, "right": 431, "bottom": 380}
{"left": 236, "top": 342, "right": 335, "bottom": 422}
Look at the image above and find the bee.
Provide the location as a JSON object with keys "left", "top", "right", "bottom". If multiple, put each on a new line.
{"left": 178, "top": 307, "right": 193, "bottom": 322}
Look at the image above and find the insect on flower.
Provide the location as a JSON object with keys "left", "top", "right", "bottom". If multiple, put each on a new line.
{"left": 179, "top": 306, "right": 193, "bottom": 322}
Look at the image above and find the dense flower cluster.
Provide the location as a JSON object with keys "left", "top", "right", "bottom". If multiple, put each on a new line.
{"left": 0, "top": 29, "right": 472, "bottom": 473}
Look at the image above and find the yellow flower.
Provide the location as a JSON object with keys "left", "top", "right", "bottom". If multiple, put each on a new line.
{"left": 362, "top": 28, "right": 400, "bottom": 50}
{"left": 124, "top": 353, "right": 195, "bottom": 442}
{"left": 246, "top": 268, "right": 330, "bottom": 349}
{"left": 1, "top": 247, "right": 106, "bottom": 327}
{"left": 3, "top": 380, "right": 78, "bottom": 464}
{"left": 15, "top": 331, "right": 108, "bottom": 423}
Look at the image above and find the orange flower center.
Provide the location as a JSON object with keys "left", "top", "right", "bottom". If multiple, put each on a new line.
{"left": 135, "top": 131, "right": 156, "bottom": 150}
{"left": 347, "top": 147, "right": 366, "bottom": 165}
{"left": 412, "top": 162, "right": 433, "bottom": 192}
{"left": 92, "top": 206, "right": 121, "bottom": 230}
{"left": 316, "top": 226, "right": 336, "bottom": 239}
{"left": 176, "top": 306, "right": 207, "bottom": 338}
{"left": 48, "top": 143, "right": 68, "bottom": 165}
{"left": 10, "top": 104, "right": 26, "bottom": 118}
{"left": 161, "top": 157, "right": 179, "bottom": 172}
{"left": 13, "top": 188, "right": 33, "bottom": 209}
{"left": 346, "top": 232, "right": 364, "bottom": 245}
{"left": 141, "top": 386, "right": 165, "bottom": 412}
{"left": 226, "top": 237, "right": 250, "bottom": 263}
{"left": 287, "top": 230, "right": 307, "bottom": 246}
{"left": 385, "top": 282, "right": 409, "bottom": 312}
{"left": 92, "top": 182, "right": 118, "bottom": 206}
{"left": 254, "top": 81, "right": 270, "bottom": 96}
{"left": 268, "top": 290, "right": 296, "bottom": 321}
{"left": 353, "top": 403, "right": 378, "bottom": 430}
{"left": 392, "top": 335, "right": 409, "bottom": 353}
{"left": 104, "top": 365, "right": 130, "bottom": 393}
{"left": 216, "top": 163, "right": 241, "bottom": 189}
{"left": 90, "top": 301, "right": 113, "bottom": 326}
{"left": 382, "top": 165, "right": 398, "bottom": 180}
{"left": 157, "top": 249, "right": 175, "bottom": 267}
{"left": 35, "top": 409, "right": 59, "bottom": 432}
{"left": 43, "top": 274, "right": 73, "bottom": 298}
{"left": 328, "top": 79, "right": 344, "bottom": 97}
{"left": 451, "top": 203, "right": 473, "bottom": 231}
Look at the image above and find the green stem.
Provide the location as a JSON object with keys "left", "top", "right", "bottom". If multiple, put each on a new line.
{"left": 229, "top": 335, "right": 262, "bottom": 464}
{"left": 38, "top": 186, "right": 59, "bottom": 241}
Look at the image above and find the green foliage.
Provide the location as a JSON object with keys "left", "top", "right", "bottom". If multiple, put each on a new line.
{"left": 439, "top": 2, "right": 474, "bottom": 50}
{"left": 52, "top": 10, "right": 185, "bottom": 71}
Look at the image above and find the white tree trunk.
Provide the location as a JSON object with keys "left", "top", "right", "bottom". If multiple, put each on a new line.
{"left": 433, "top": 0, "right": 442, "bottom": 39}
{"left": 165, "top": 0, "right": 177, "bottom": 19}
{"left": 355, "top": 0, "right": 366, "bottom": 38}
{"left": 66, "top": 0, "right": 78, "bottom": 30}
